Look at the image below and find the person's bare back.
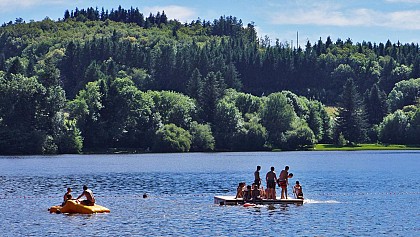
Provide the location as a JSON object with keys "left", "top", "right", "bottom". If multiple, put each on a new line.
{"left": 265, "top": 167, "right": 277, "bottom": 199}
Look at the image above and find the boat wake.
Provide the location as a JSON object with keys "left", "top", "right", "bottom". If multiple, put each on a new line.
{"left": 304, "top": 199, "right": 340, "bottom": 204}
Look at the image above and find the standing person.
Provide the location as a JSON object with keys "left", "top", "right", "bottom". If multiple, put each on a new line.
{"left": 77, "top": 185, "right": 96, "bottom": 206}
{"left": 265, "top": 166, "right": 277, "bottom": 200}
{"left": 278, "top": 166, "right": 290, "bottom": 199}
{"left": 254, "top": 166, "right": 261, "bottom": 188}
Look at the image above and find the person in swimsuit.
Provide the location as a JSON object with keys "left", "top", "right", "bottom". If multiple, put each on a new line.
{"left": 235, "top": 182, "right": 245, "bottom": 199}
{"left": 254, "top": 166, "right": 261, "bottom": 188}
{"left": 293, "top": 181, "right": 304, "bottom": 199}
{"left": 278, "top": 166, "right": 290, "bottom": 199}
{"left": 243, "top": 185, "right": 252, "bottom": 202}
{"left": 77, "top": 185, "right": 96, "bottom": 206}
{"left": 265, "top": 166, "right": 277, "bottom": 200}
{"left": 62, "top": 188, "right": 72, "bottom": 206}
{"left": 251, "top": 183, "right": 261, "bottom": 202}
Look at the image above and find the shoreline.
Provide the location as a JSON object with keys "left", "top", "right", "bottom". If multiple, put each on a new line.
{"left": 2, "top": 144, "right": 420, "bottom": 156}
{"left": 311, "top": 144, "right": 420, "bottom": 151}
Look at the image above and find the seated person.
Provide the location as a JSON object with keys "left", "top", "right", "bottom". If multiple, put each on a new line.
{"left": 243, "top": 185, "right": 252, "bottom": 202}
{"left": 251, "top": 183, "right": 261, "bottom": 202}
{"left": 259, "top": 185, "right": 266, "bottom": 199}
{"left": 77, "top": 185, "right": 96, "bottom": 206}
{"left": 293, "top": 181, "right": 304, "bottom": 199}
{"left": 62, "top": 188, "right": 72, "bottom": 206}
{"left": 235, "top": 182, "right": 245, "bottom": 199}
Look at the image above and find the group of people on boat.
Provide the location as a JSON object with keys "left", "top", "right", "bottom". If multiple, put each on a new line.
{"left": 62, "top": 185, "right": 96, "bottom": 206}
{"left": 236, "top": 165, "right": 304, "bottom": 202}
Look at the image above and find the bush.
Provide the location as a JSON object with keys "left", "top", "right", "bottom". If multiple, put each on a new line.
{"left": 153, "top": 124, "right": 192, "bottom": 152}
{"left": 189, "top": 121, "right": 215, "bottom": 152}
{"left": 335, "top": 132, "right": 348, "bottom": 147}
{"left": 42, "top": 135, "right": 58, "bottom": 154}
{"left": 233, "top": 117, "right": 267, "bottom": 151}
{"left": 58, "top": 120, "right": 83, "bottom": 154}
{"left": 284, "top": 126, "right": 315, "bottom": 150}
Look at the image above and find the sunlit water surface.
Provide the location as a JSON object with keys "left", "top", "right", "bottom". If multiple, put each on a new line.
{"left": 0, "top": 151, "right": 419, "bottom": 236}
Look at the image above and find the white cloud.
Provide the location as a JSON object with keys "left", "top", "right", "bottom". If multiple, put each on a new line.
{"left": 385, "top": 0, "right": 420, "bottom": 3}
{"left": 142, "top": 5, "right": 197, "bottom": 23}
{"left": 269, "top": 3, "right": 420, "bottom": 30}
{"left": 0, "top": 0, "right": 65, "bottom": 9}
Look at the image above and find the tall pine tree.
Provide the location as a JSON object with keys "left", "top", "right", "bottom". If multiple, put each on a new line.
{"left": 336, "top": 78, "right": 368, "bottom": 144}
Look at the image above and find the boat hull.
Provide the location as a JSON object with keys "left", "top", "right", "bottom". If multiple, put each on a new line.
{"left": 49, "top": 200, "right": 110, "bottom": 214}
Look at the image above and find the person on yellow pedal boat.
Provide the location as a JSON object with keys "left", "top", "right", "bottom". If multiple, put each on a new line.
{"left": 76, "top": 185, "right": 96, "bottom": 206}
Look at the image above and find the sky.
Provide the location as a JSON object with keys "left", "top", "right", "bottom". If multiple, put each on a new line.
{"left": 1, "top": 0, "right": 420, "bottom": 47}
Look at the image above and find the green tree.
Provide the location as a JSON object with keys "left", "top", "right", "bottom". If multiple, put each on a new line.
{"left": 223, "top": 62, "right": 242, "bottom": 90}
{"left": 0, "top": 74, "right": 48, "bottom": 154}
{"left": 306, "top": 101, "right": 324, "bottom": 142}
{"left": 284, "top": 119, "right": 315, "bottom": 150}
{"left": 186, "top": 68, "right": 203, "bottom": 101}
{"left": 189, "top": 121, "right": 215, "bottom": 151}
{"left": 199, "top": 71, "right": 226, "bottom": 123}
{"left": 407, "top": 107, "right": 420, "bottom": 145}
{"left": 213, "top": 100, "right": 243, "bottom": 150}
{"left": 387, "top": 78, "right": 420, "bottom": 112}
{"left": 233, "top": 114, "right": 267, "bottom": 151}
{"left": 7, "top": 57, "right": 25, "bottom": 75}
{"left": 260, "top": 92, "right": 296, "bottom": 149}
{"left": 365, "top": 83, "right": 388, "bottom": 125}
{"left": 153, "top": 123, "right": 192, "bottom": 152}
{"left": 336, "top": 78, "right": 368, "bottom": 144}
{"left": 148, "top": 90, "right": 197, "bottom": 129}
{"left": 58, "top": 119, "right": 83, "bottom": 154}
{"left": 67, "top": 81, "right": 104, "bottom": 149}
{"left": 378, "top": 110, "right": 409, "bottom": 144}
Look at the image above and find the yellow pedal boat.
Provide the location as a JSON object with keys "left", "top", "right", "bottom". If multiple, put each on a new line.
{"left": 49, "top": 200, "right": 110, "bottom": 214}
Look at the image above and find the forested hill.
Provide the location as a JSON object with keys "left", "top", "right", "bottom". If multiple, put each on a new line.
{"left": 0, "top": 6, "right": 419, "bottom": 155}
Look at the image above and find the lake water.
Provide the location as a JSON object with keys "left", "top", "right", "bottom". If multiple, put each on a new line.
{"left": 0, "top": 151, "right": 419, "bottom": 236}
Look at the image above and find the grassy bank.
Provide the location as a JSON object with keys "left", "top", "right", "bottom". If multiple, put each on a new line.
{"left": 313, "top": 144, "right": 420, "bottom": 151}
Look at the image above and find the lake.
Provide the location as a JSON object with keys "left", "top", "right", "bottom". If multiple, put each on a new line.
{"left": 0, "top": 151, "right": 419, "bottom": 236}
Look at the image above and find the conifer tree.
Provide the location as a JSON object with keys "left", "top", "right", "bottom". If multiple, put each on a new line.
{"left": 199, "top": 71, "right": 226, "bottom": 123}
{"left": 365, "top": 83, "right": 388, "bottom": 125}
{"left": 186, "top": 68, "right": 203, "bottom": 101}
{"left": 336, "top": 78, "right": 368, "bottom": 144}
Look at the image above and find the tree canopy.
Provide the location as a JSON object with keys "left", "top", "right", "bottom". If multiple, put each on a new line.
{"left": 0, "top": 6, "right": 419, "bottom": 154}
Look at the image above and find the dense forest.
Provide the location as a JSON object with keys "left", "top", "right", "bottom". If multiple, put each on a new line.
{"left": 0, "top": 6, "right": 419, "bottom": 154}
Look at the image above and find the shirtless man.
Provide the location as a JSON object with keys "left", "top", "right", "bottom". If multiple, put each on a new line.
{"left": 265, "top": 167, "right": 277, "bottom": 200}
{"left": 77, "top": 185, "right": 96, "bottom": 206}
{"left": 278, "top": 166, "right": 291, "bottom": 199}
{"left": 254, "top": 166, "right": 261, "bottom": 188}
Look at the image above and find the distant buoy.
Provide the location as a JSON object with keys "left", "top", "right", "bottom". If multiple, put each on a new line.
{"left": 143, "top": 193, "right": 148, "bottom": 198}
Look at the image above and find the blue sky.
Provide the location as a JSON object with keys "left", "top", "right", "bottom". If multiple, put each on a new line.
{"left": 1, "top": 0, "right": 420, "bottom": 46}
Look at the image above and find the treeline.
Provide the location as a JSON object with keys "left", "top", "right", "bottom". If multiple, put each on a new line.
{"left": 0, "top": 6, "right": 419, "bottom": 154}
{"left": 63, "top": 6, "right": 168, "bottom": 29}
